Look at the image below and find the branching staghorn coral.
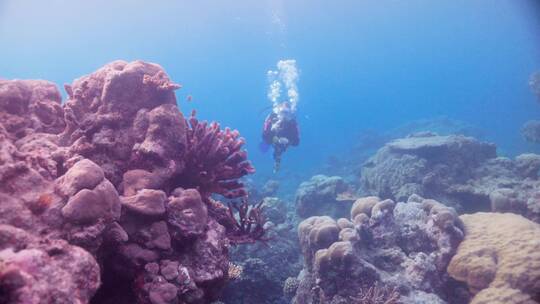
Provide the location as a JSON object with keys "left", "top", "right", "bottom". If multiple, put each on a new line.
{"left": 350, "top": 283, "right": 400, "bottom": 304}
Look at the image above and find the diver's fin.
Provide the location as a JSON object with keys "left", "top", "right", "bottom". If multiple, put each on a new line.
{"left": 258, "top": 105, "right": 273, "bottom": 116}
{"left": 258, "top": 141, "right": 271, "bottom": 153}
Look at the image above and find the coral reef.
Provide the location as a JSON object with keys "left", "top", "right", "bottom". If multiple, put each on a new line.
{"left": 360, "top": 133, "right": 540, "bottom": 222}
{"left": 222, "top": 196, "right": 303, "bottom": 304}
{"left": 292, "top": 195, "right": 468, "bottom": 304}
{"left": 319, "top": 117, "right": 484, "bottom": 180}
{"left": 261, "top": 179, "right": 280, "bottom": 197}
{"left": 0, "top": 60, "right": 259, "bottom": 303}
{"left": 360, "top": 133, "right": 496, "bottom": 206}
{"left": 0, "top": 79, "right": 65, "bottom": 138}
{"left": 521, "top": 73, "right": 540, "bottom": 144}
{"left": 447, "top": 212, "right": 540, "bottom": 304}
{"left": 530, "top": 71, "right": 540, "bottom": 101}
{"left": 295, "top": 175, "right": 351, "bottom": 218}
{"left": 5, "top": 58, "right": 537, "bottom": 304}
{"left": 521, "top": 120, "right": 540, "bottom": 143}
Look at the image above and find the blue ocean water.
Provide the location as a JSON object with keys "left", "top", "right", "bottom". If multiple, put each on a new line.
{"left": 1, "top": 0, "right": 540, "bottom": 182}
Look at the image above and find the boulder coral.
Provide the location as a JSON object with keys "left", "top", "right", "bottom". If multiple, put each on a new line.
{"left": 0, "top": 60, "right": 261, "bottom": 304}
{"left": 447, "top": 212, "right": 540, "bottom": 304}
{"left": 292, "top": 194, "right": 467, "bottom": 304}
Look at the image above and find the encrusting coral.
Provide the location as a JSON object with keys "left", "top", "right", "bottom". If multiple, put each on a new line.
{"left": 0, "top": 60, "right": 265, "bottom": 304}
{"left": 0, "top": 224, "right": 100, "bottom": 304}
{"left": 447, "top": 212, "right": 540, "bottom": 304}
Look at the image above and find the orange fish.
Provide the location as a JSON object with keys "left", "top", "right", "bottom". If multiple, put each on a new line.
{"left": 31, "top": 193, "right": 53, "bottom": 214}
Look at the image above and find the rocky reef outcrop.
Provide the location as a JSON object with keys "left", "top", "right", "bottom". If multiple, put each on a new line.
{"left": 0, "top": 60, "right": 261, "bottom": 303}
{"left": 448, "top": 212, "right": 540, "bottom": 304}
{"left": 360, "top": 133, "right": 540, "bottom": 223}
{"left": 320, "top": 116, "right": 485, "bottom": 180}
{"left": 0, "top": 224, "right": 100, "bottom": 304}
{"left": 292, "top": 194, "right": 468, "bottom": 304}
{"left": 295, "top": 175, "right": 351, "bottom": 219}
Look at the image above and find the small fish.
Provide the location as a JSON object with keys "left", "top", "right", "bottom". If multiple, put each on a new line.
{"left": 31, "top": 193, "right": 54, "bottom": 214}
{"left": 186, "top": 95, "right": 193, "bottom": 102}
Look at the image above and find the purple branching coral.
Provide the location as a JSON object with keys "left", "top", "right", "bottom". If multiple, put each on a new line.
{"left": 225, "top": 199, "right": 268, "bottom": 245}
{"left": 175, "top": 110, "right": 255, "bottom": 199}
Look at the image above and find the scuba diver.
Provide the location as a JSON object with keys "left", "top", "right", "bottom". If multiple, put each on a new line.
{"left": 262, "top": 59, "right": 300, "bottom": 172}
{"left": 261, "top": 101, "right": 300, "bottom": 172}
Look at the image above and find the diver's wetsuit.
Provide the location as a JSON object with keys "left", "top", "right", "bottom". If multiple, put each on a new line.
{"left": 262, "top": 112, "right": 300, "bottom": 172}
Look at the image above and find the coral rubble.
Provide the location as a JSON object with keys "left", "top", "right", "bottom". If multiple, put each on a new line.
{"left": 0, "top": 60, "right": 259, "bottom": 304}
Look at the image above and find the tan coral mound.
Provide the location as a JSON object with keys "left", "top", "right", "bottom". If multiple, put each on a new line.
{"left": 447, "top": 212, "right": 540, "bottom": 304}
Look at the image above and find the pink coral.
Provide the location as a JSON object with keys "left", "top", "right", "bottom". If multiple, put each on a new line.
{"left": 0, "top": 60, "right": 264, "bottom": 304}
{"left": 174, "top": 110, "right": 255, "bottom": 199}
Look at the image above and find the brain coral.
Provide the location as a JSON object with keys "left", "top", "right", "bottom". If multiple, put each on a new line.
{"left": 447, "top": 212, "right": 540, "bottom": 304}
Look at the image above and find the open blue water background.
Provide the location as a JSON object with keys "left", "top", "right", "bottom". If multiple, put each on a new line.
{"left": 2, "top": 0, "right": 540, "bottom": 182}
